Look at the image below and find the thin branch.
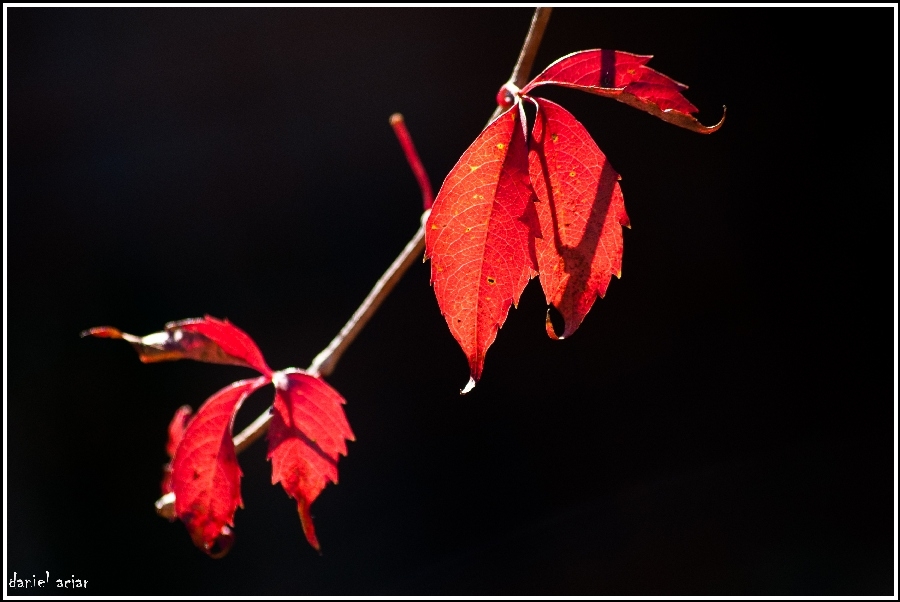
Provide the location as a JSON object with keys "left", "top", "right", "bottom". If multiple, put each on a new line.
{"left": 488, "top": 7, "right": 553, "bottom": 125}
{"left": 232, "top": 213, "right": 428, "bottom": 453}
{"left": 230, "top": 210, "right": 429, "bottom": 455}
{"left": 308, "top": 213, "right": 429, "bottom": 379}
{"left": 233, "top": 398, "right": 277, "bottom": 454}
{"left": 510, "top": 7, "right": 553, "bottom": 90}
{"left": 156, "top": 6, "right": 554, "bottom": 519}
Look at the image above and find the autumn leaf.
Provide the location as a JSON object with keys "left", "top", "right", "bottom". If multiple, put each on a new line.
{"left": 425, "top": 104, "right": 540, "bottom": 393}
{"left": 84, "top": 316, "right": 353, "bottom": 556}
{"left": 426, "top": 47, "right": 722, "bottom": 387}
{"left": 268, "top": 370, "right": 355, "bottom": 551}
{"left": 528, "top": 97, "right": 630, "bottom": 339}
{"left": 171, "top": 376, "right": 269, "bottom": 558}
{"left": 82, "top": 315, "right": 271, "bottom": 375}
{"left": 522, "top": 49, "right": 724, "bottom": 133}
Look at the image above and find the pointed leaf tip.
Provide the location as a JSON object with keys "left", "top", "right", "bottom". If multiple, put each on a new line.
{"left": 698, "top": 105, "right": 727, "bottom": 134}
{"left": 81, "top": 326, "right": 121, "bottom": 339}
{"left": 461, "top": 377, "right": 477, "bottom": 395}
{"left": 297, "top": 497, "right": 321, "bottom": 553}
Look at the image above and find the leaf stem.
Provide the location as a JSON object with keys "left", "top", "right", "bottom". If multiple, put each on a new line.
{"left": 155, "top": 6, "right": 554, "bottom": 519}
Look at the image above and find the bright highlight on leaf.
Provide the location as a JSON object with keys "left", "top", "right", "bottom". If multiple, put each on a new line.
{"left": 84, "top": 317, "right": 353, "bottom": 557}
{"left": 428, "top": 47, "right": 722, "bottom": 390}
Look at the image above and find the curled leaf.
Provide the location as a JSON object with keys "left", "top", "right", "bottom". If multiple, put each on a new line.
{"left": 523, "top": 49, "right": 724, "bottom": 133}
{"left": 267, "top": 370, "right": 355, "bottom": 551}
{"left": 171, "top": 376, "right": 269, "bottom": 556}
{"left": 528, "top": 98, "right": 629, "bottom": 339}
{"left": 82, "top": 315, "right": 271, "bottom": 376}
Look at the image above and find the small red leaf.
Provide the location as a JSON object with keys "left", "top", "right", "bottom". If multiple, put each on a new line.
{"left": 529, "top": 98, "right": 630, "bottom": 339}
{"left": 82, "top": 315, "right": 271, "bottom": 376}
{"left": 523, "top": 49, "right": 724, "bottom": 133}
{"left": 267, "top": 370, "right": 354, "bottom": 551}
{"left": 425, "top": 105, "right": 540, "bottom": 391}
{"left": 171, "top": 376, "right": 269, "bottom": 556}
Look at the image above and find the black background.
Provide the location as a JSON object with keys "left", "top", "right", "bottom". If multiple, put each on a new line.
{"left": 6, "top": 7, "right": 895, "bottom": 596}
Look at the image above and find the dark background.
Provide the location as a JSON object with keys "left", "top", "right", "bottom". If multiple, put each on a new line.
{"left": 6, "top": 7, "right": 895, "bottom": 596}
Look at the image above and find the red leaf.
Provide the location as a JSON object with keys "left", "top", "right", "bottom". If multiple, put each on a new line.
{"left": 171, "top": 376, "right": 269, "bottom": 556}
{"left": 425, "top": 105, "right": 540, "bottom": 392}
{"left": 528, "top": 98, "right": 630, "bottom": 339}
{"left": 86, "top": 314, "right": 357, "bottom": 554}
{"left": 267, "top": 370, "right": 354, "bottom": 551}
{"left": 522, "top": 49, "right": 724, "bottom": 133}
{"left": 162, "top": 405, "right": 193, "bottom": 496}
{"left": 82, "top": 315, "right": 271, "bottom": 376}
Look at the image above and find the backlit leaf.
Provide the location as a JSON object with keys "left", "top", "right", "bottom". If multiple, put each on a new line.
{"left": 523, "top": 49, "right": 724, "bottom": 133}
{"left": 425, "top": 105, "right": 540, "bottom": 392}
{"left": 170, "top": 376, "right": 269, "bottom": 556}
{"left": 528, "top": 98, "right": 630, "bottom": 339}
{"left": 267, "top": 370, "right": 355, "bottom": 551}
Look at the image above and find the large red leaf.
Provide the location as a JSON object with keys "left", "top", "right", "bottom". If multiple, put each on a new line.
{"left": 425, "top": 105, "right": 540, "bottom": 392}
{"left": 267, "top": 369, "right": 354, "bottom": 551}
{"left": 528, "top": 98, "right": 630, "bottom": 339}
{"left": 82, "top": 315, "right": 271, "bottom": 376}
{"left": 171, "top": 376, "right": 269, "bottom": 557}
{"left": 522, "top": 49, "right": 724, "bottom": 133}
